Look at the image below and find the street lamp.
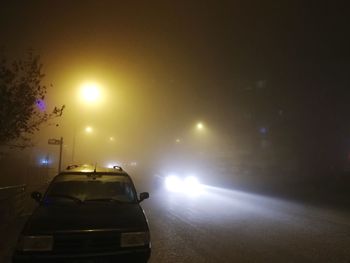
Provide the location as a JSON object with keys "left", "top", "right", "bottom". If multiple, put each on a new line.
{"left": 72, "top": 125, "right": 94, "bottom": 162}
{"left": 85, "top": 126, "right": 93, "bottom": 133}
{"left": 196, "top": 122, "right": 204, "bottom": 131}
{"left": 80, "top": 82, "right": 101, "bottom": 103}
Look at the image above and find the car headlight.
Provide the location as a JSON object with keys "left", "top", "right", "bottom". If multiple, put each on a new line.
{"left": 164, "top": 175, "right": 182, "bottom": 192}
{"left": 17, "top": 235, "right": 53, "bottom": 251}
{"left": 120, "top": 232, "right": 150, "bottom": 248}
{"left": 164, "top": 174, "right": 203, "bottom": 195}
{"left": 184, "top": 176, "right": 203, "bottom": 196}
{"left": 184, "top": 176, "right": 200, "bottom": 188}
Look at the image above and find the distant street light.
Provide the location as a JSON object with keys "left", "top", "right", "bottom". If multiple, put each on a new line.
{"left": 85, "top": 126, "right": 93, "bottom": 133}
{"left": 196, "top": 122, "right": 204, "bottom": 130}
{"left": 109, "top": 136, "right": 115, "bottom": 141}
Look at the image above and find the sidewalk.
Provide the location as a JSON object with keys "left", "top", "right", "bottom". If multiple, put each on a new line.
{"left": 0, "top": 215, "right": 28, "bottom": 263}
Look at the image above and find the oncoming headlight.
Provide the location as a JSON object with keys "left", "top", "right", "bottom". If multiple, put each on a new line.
{"left": 184, "top": 176, "right": 202, "bottom": 195}
{"left": 184, "top": 176, "right": 200, "bottom": 189}
{"left": 17, "top": 236, "right": 53, "bottom": 251}
{"left": 165, "top": 175, "right": 182, "bottom": 192}
{"left": 164, "top": 175, "right": 203, "bottom": 195}
{"left": 120, "top": 232, "right": 150, "bottom": 247}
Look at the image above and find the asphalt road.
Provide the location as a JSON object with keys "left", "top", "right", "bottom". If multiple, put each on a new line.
{"left": 2, "top": 183, "right": 350, "bottom": 263}
{"left": 141, "top": 185, "right": 350, "bottom": 263}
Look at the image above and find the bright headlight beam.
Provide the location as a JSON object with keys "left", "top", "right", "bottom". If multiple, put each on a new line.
{"left": 184, "top": 176, "right": 203, "bottom": 196}
{"left": 184, "top": 176, "right": 199, "bottom": 187}
{"left": 165, "top": 175, "right": 182, "bottom": 192}
{"left": 165, "top": 175, "right": 203, "bottom": 196}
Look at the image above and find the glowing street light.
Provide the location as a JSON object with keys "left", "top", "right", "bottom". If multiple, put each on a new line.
{"left": 80, "top": 82, "right": 101, "bottom": 103}
{"left": 109, "top": 136, "right": 115, "bottom": 142}
{"left": 196, "top": 122, "right": 204, "bottom": 130}
{"left": 85, "top": 126, "right": 93, "bottom": 133}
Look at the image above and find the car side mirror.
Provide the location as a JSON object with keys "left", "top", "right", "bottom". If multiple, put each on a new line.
{"left": 31, "top": 191, "right": 42, "bottom": 203}
{"left": 139, "top": 192, "right": 149, "bottom": 202}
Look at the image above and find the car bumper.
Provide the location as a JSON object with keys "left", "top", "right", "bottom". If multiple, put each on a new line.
{"left": 12, "top": 248, "right": 151, "bottom": 263}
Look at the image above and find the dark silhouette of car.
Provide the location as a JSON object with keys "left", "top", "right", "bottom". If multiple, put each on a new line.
{"left": 13, "top": 164, "right": 150, "bottom": 263}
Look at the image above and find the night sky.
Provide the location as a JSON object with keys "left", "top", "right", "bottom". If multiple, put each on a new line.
{"left": 1, "top": 1, "right": 349, "bottom": 169}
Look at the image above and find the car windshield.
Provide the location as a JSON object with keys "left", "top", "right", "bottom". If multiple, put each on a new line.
{"left": 44, "top": 174, "right": 137, "bottom": 203}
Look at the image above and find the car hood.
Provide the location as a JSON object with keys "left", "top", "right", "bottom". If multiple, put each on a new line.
{"left": 23, "top": 202, "right": 148, "bottom": 234}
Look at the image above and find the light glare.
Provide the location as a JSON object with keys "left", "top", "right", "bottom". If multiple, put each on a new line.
{"left": 106, "top": 162, "right": 121, "bottom": 168}
{"left": 184, "top": 176, "right": 203, "bottom": 196}
{"left": 197, "top": 122, "right": 204, "bottom": 130}
{"left": 165, "top": 175, "right": 182, "bottom": 192}
{"left": 165, "top": 175, "right": 203, "bottom": 196}
{"left": 80, "top": 83, "right": 101, "bottom": 103}
{"left": 85, "top": 126, "right": 93, "bottom": 133}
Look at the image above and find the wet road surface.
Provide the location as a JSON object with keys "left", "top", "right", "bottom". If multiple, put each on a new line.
{"left": 142, "top": 185, "right": 350, "bottom": 263}
{"left": 2, "top": 184, "right": 350, "bottom": 263}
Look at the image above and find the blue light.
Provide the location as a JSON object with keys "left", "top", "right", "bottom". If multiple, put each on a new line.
{"left": 40, "top": 159, "right": 49, "bottom": 165}
{"left": 36, "top": 99, "right": 46, "bottom": 111}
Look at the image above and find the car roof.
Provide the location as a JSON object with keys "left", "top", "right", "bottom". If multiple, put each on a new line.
{"left": 58, "top": 164, "right": 129, "bottom": 177}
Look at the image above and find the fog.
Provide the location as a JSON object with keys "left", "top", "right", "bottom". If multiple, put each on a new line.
{"left": 1, "top": 1, "right": 349, "bottom": 204}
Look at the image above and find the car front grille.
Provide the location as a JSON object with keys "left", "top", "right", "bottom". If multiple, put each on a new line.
{"left": 53, "top": 232, "right": 121, "bottom": 254}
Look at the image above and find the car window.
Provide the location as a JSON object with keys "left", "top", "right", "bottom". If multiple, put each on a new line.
{"left": 45, "top": 175, "right": 137, "bottom": 203}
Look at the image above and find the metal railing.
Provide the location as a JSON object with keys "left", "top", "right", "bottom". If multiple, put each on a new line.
{"left": 0, "top": 184, "right": 26, "bottom": 222}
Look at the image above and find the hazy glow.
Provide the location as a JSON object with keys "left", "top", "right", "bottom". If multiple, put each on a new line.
{"left": 107, "top": 162, "right": 120, "bottom": 168}
{"left": 165, "top": 175, "right": 182, "bottom": 192}
{"left": 40, "top": 158, "right": 49, "bottom": 165}
{"left": 184, "top": 176, "right": 202, "bottom": 196}
{"left": 109, "top": 136, "right": 115, "bottom": 141}
{"left": 85, "top": 126, "right": 93, "bottom": 133}
{"left": 106, "top": 161, "right": 124, "bottom": 169}
{"left": 165, "top": 175, "right": 203, "bottom": 196}
{"left": 80, "top": 82, "right": 101, "bottom": 103}
{"left": 196, "top": 122, "right": 204, "bottom": 130}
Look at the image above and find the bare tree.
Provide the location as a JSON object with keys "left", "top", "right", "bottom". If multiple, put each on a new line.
{"left": 0, "top": 52, "right": 64, "bottom": 148}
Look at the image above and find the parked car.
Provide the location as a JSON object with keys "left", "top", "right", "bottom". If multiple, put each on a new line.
{"left": 13, "top": 164, "right": 151, "bottom": 263}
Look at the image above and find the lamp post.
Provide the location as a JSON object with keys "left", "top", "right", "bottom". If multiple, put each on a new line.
{"left": 71, "top": 125, "right": 95, "bottom": 162}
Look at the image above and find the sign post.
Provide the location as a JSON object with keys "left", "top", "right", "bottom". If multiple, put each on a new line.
{"left": 48, "top": 137, "right": 63, "bottom": 173}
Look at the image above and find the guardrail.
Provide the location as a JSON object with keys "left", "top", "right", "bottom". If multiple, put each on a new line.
{"left": 0, "top": 184, "right": 26, "bottom": 222}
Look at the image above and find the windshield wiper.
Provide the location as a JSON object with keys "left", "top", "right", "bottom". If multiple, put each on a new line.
{"left": 84, "top": 198, "right": 129, "bottom": 203}
{"left": 47, "top": 194, "right": 83, "bottom": 204}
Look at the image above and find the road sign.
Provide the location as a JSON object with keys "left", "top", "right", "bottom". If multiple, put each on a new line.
{"left": 48, "top": 138, "right": 61, "bottom": 145}
{"left": 48, "top": 137, "right": 64, "bottom": 173}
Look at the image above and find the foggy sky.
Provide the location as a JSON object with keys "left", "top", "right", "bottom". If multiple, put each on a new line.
{"left": 1, "top": 1, "right": 349, "bottom": 166}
